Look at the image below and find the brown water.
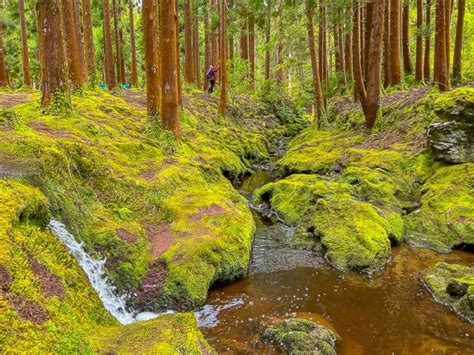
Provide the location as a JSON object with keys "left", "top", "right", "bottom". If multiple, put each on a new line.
{"left": 197, "top": 168, "right": 474, "bottom": 354}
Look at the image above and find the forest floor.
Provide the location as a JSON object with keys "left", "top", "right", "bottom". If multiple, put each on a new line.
{"left": 0, "top": 86, "right": 473, "bottom": 353}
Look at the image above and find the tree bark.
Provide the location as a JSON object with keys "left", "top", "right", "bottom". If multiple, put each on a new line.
{"left": 364, "top": 0, "right": 374, "bottom": 80}
{"left": 160, "top": 0, "right": 180, "bottom": 138}
{"left": 415, "top": 0, "right": 424, "bottom": 80}
{"left": 452, "top": 0, "right": 465, "bottom": 78}
{"left": 402, "top": 0, "right": 413, "bottom": 73}
{"left": 193, "top": 10, "right": 201, "bottom": 88}
{"left": 265, "top": 0, "right": 271, "bottom": 80}
{"left": 129, "top": 0, "right": 138, "bottom": 87}
{"left": 103, "top": 0, "right": 116, "bottom": 89}
{"left": 240, "top": 19, "right": 249, "bottom": 60}
{"left": 19, "top": 0, "right": 32, "bottom": 86}
{"left": 383, "top": 0, "right": 391, "bottom": 87}
{"left": 318, "top": 0, "right": 328, "bottom": 82}
{"left": 248, "top": 14, "right": 256, "bottom": 85}
{"left": 424, "top": 0, "right": 432, "bottom": 79}
{"left": 363, "top": 0, "right": 385, "bottom": 129}
{"left": 353, "top": 0, "right": 366, "bottom": 102}
{"left": 176, "top": 0, "right": 183, "bottom": 106}
{"left": 113, "top": 0, "right": 125, "bottom": 85}
{"left": 434, "top": 0, "right": 449, "bottom": 91}
{"left": 0, "top": 25, "right": 9, "bottom": 88}
{"left": 204, "top": 0, "right": 211, "bottom": 91}
{"left": 389, "top": 0, "right": 401, "bottom": 85}
{"left": 184, "top": 0, "right": 194, "bottom": 84}
{"left": 219, "top": 0, "right": 227, "bottom": 117}
{"left": 142, "top": 0, "right": 160, "bottom": 118}
{"left": 445, "top": 0, "right": 451, "bottom": 78}
{"left": 305, "top": 0, "right": 324, "bottom": 128}
{"left": 38, "top": 0, "right": 69, "bottom": 106}
{"left": 62, "top": 0, "right": 85, "bottom": 88}
{"left": 82, "top": 0, "right": 96, "bottom": 81}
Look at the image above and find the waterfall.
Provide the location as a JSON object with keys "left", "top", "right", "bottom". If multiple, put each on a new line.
{"left": 49, "top": 220, "right": 159, "bottom": 325}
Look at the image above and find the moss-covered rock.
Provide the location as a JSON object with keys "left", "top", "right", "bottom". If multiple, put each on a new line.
{"left": 405, "top": 163, "right": 474, "bottom": 252}
{"left": 262, "top": 318, "right": 337, "bottom": 354}
{"left": 92, "top": 313, "right": 215, "bottom": 354}
{"left": 422, "top": 262, "right": 474, "bottom": 323}
{"left": 428, "top": 87, "right": 474, "bottom": 163}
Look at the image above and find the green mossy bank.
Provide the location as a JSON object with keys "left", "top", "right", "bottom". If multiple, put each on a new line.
{"left": 254, "top": 87, "right": 474, "bottom": 272}
{"left": 0, "top": 89, "right": 300, "bottom": 350}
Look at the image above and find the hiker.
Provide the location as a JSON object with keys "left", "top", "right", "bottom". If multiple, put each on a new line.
{"left": 206, "top": 65, "right": 220, "bottom": 94}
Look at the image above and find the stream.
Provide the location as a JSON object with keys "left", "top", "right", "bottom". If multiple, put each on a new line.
{"left": 197, "top": 165, "right": 474, "bottom": 354}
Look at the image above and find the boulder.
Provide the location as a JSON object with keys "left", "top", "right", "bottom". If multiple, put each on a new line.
{"left": 261, "top": 318, "right": 337, "bottom": 354}
{"left": 427, "top": 88, "right": 474, "bottom": 164}
{"left": 422, "top": 262, "right": 474, "bottom": 323}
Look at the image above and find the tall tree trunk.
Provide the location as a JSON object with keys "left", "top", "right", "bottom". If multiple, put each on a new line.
{"left": 319, "top": 0, "right": 328, "bottom": 82}
{"left": 305, "top": 0, "right": 324, "bottom": 128}
{"left": 142, "top": 0, "right": 160, "bottom": 118}
{"left": 129, "top": 0, "right": 138, "bottom": 87}
{"left": 240, "top": 19, "right": 249, "bottom": 60}
{"left": 82, "top": 0, "right": 96, "bottom": 81}
{"left": 160, "top": 0, "right": 180, "bottom": 138}
{"left": 248, "top": 14, "right": 256, "bottom": 86}
{"left": 264, "top": 1, "right": 271, "bottom": 80}
{"left": 0, "top": 25, "right": 9, "bottom": 88}
{"left": 353, "top": 0, "right": 366, "bottom": 102}
{"left": 184, "top": 0, "right": 194, "bottom": 84}
{"left": 193, "top": 11, "right": 201, "bottom": 88}
{"left": 415, "top": 0, "right": 424, "bottom": 80}
{"left": 38, "top": 0, "right": 69, "bottom": 106}
{"left": 113, "top": 0, "right": 126, "bottom": 85}
{"left": 389, "top": 0, "right": 401, "bottom": 85}
{"left": 176, "top": 0, "right": 183, "bottom": 106}
{"left": 402, "top": 0, "right": 413, "bottom": 73}
{"left": 383, "top": 0, "right": 391, "bottom": 87}
{"left": 364, "top": 0, "right": 374, "bottom": 80}
{"left": 204, "top": 0, "right": 211, "bottom": 91}
{"left": 334, "top": 23, "right": 346, "bottom": 87}
{"left": 424, "top": 0, "right": 432, "bottom": 79}
{"left": 445, "top": 0, "right": 451, "bottom": 78}
{"left": 62, "top": 0, "right": 85, "bottom": 88}
{"left": 228, "top": 0, "right": 234, "bottom": 62}
{"left": 345, "top": 28, "right": 353, "bottom": 77}
{"left": 219, "top": 0, "right": 227, "bottom": 117}
{"left": 452, "top": 0, "right": 465, "bottom": 78}
{"left": 364, "top": 0, "right": 385, "bottom": 129}
{"left": 434, "top": 0, "right": 449, "bottom": 91}
{"left": 103, "top": 0, "right": 116, "bottom": 89}
{"left": 211, "top": 0, "right": 219, "bottom": 66}
{"left": 19, "top": 0, "right": 32, "bottom": 86}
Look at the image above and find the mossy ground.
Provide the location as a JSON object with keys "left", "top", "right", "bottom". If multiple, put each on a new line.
{"left": 0, "top": 88, "right": 298, "bottom": 351}
{"left": 254, "top": 87, "right": 474, "bottom": 272}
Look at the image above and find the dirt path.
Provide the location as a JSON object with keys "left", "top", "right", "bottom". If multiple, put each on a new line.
{"left": 0, "top": 92, "right": 35, "bottom": 109}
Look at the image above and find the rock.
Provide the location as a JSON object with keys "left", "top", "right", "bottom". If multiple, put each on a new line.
{"left": 427, "top": 88, "right": 474, "bottom": 164}
{"left": 405, "top": 163, "right": 474, "bottom": 252}
{"left": 261, "top": 318, "right": 337, "bottom": 354}
{"left": 422, "top": 262, "right": 474, "bottom": 323}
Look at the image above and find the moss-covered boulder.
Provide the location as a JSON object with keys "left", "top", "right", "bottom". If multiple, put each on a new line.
{"left": 422, "top": 262, "right": 474, "bottom": 323}
{"left": 92, "top": 313, "right": 215, "bottom": 354}
{"left": 262, "top": 318, "right": 337, "bottom": 354}
{"left": 427, "top": 88, "right": 474, "bottom": 163}
{"left": 405, "top": 163, "right": 474, "bottom": 252}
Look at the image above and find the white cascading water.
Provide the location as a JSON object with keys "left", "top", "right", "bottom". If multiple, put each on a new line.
{"left": 49, "top": 220, "right": 159, "bottom": 325}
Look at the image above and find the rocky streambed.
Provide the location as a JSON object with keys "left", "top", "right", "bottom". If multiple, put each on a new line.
{"left": 198, "top": 164, "right": 474, "bottom": 354}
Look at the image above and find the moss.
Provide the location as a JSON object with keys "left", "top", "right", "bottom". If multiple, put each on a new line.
{"left": 405, "top": 163, "right": 474, "bottom": 252}
{"left": 262, "top": 318, "right": 337, "bottom": 354}
{"left": 92, "top": 313, "right": 215, "bottom": 354}
{"left": 0, "top": 89, "right": 280, "bottom": 313}
{"left": 433, "top": 87, "right": 474, "bottom": 122}
{"left": 278, "top": 127, "right": 363, "bottom": 175}
{"left": 0, "top": 180, "right": 115, "bottom": 353}
{"left": 422, "top": 262, "right": 474, "bottom": 323}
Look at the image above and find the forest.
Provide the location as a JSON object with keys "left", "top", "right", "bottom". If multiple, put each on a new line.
{"left": 0, "top": 0, "right": 473, "bottom": 353}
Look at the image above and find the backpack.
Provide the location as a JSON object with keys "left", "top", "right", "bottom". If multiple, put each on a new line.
{"left": 206, "top": 70, "right": 213, "bottom": 80}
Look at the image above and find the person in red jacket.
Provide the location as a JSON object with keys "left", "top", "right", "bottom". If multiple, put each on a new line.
{"left": 206, "top": 65, "right": 220, "bottom": 94}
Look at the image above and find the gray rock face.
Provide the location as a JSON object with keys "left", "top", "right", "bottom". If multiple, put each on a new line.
{"left": 427, "top": 89, "right": 474, "bottom": 164}
{"left": 427, "top": 121, "right": 473, "bottom": 163}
